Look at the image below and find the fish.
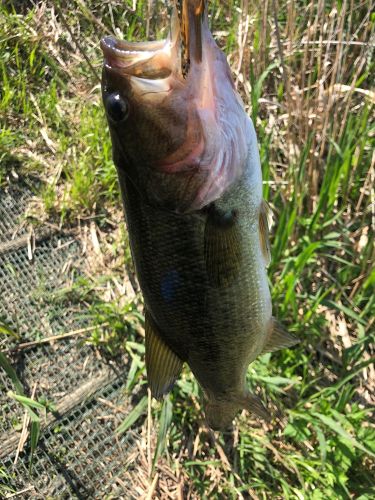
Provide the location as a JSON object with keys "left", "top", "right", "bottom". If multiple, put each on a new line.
{"left": 101, "top": 0, "right": 298, "bottom": 430}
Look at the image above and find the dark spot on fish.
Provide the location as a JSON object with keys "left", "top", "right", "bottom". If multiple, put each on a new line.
{"left": 105, "top": 93, "right": 129, "bottom": 123}
{"left": 206, "top": 204, "right": 239, "bottom": 228}
{"left": 160, "top": 269, "right": 181, "bottom": 303}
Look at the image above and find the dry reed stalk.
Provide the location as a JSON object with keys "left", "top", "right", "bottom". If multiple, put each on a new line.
{"left": 319, "top": 0, "right": 347, "bottom": 160}
{"left": 271, "top": 0, "right": 294, "bottom": 162}
{"left": 235, "top": 0, "right": 250, "bottom": 87}
{"left": 5, "top": 486, "right": 35, "bottom": 499}
{"left": 337, "top": 13, "right": 374, "bottom": 143}
{"left": 147, "top": 387, "right": 152, "bottom": 478}
{"left": 13, "top": 383, "right": 38, "bottom": 465}
{"left": 260, "top": 0, "right": 269, "bottom": 74}
{"left": 3, "top": 323, "right": 109, "bottom": 353}
{"left": 300, "top": 1, "right": 313, "bottom": 145}
{"left": 306, "top": 0, "right": 325, "bottom": 200}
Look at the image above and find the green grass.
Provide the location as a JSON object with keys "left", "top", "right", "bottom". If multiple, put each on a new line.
{"left": 0, "top": 0, "right": 374, "bottom": 498}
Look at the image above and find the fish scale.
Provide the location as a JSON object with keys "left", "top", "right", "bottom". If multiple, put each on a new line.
{"left": 116, "top": 122, "right": 272, "bottom": 426}
{"left": 101, "top": 1, "right": 298, "bottom": 429}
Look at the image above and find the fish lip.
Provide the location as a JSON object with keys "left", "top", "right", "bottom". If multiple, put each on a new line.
{"left": 100, "top": 36, "right": 121, "bottom": 70}
{"left": 100, "top": 35, "right": 178, "bottom": 80}
{"left": 101, "top": 35, "right": 159, "bottom": 58}
{"left": 100, "top": 36, "right": 156, "bottom": 70}
{"left": 101, "top": 35, "right": 166, "bottom": 53}
{"left": 101, "top": 4, "right": 207, "bottom": 76}
{"left": 101, "top": 5, "right": 183, "bottom": 78}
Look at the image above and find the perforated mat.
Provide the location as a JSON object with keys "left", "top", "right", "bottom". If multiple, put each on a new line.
{"left": 0, "top": 181, "right": 139, "bottom": 498}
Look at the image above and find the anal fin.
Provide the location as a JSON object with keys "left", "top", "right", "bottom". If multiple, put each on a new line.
{"left": 204, "top": 206, "right": 242, "bottom": 288}
{"left": 145, "top": 311, "right": 183, "bottom": 399}
{"left": 244, "top": 392, "right": 271, "bottom": 422}
{"left": 262, "top": 317, "right": 299, "bottom": 354}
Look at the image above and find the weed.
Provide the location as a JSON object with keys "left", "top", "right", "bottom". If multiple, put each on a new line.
{"left": 0, "top": 0, "right": 374, "bottom": 497}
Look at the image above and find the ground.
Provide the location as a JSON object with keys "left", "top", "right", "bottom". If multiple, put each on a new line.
{"left": 0, "top": 1, "right": 374, "bottom": 498}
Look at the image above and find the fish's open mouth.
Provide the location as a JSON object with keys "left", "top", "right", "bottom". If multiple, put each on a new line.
{"left": 100, "top": 35, "right": 180, "bottom": 81}
{"left": 100, "top": 4, "right": 184, "bottom": 84}
{"left": 100, "top": 1, "right": 206, "bottom": 85}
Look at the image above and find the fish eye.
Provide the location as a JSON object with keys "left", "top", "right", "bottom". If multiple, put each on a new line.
{"left": 106, "top": 93, "right": 129, "bottom": 123}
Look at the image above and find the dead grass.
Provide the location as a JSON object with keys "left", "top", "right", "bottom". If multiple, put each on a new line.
{"left": 1, "top": 0, "right": 374, "bottom": 498}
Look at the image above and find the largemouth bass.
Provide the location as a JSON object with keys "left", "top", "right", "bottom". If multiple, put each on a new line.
{"left": 101, "top": 0, "right": 298, "bottom": 430}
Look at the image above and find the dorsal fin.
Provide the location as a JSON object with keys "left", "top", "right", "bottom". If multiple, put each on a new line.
{"left": 262, "top": 317, "right": 299, "bottom": 354}
{"left": 259, "top": 200, "right": 272, "bottom": 266}
{"left": 145, "top": 311, "right": 183, "bottom": 398}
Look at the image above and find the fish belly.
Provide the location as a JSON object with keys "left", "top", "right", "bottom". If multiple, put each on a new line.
{"left": 117, "top": 139, "right": 271, "bottom": 398}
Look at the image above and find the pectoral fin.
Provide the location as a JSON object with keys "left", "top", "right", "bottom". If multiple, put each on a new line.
{"left": 204, "top": 207, "right": 242, "bottom": 287}
{"left": 145, "top": 311, "right": 183, "bottom": 398}
{"left": 259, "top": 200, "right": 272, "bottom": 266}
{"left": 262, "top": 317, "right": 299, "bottom": 354}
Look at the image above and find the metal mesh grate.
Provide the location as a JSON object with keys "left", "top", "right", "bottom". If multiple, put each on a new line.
{"left": 1, "top": 379, "right": 139, "bottom": 499}
{"left": 0, "top": 181, "right": 139, "bottom": 497}
{"left": 0, "top": 180, "right": 35, "bottom": 243}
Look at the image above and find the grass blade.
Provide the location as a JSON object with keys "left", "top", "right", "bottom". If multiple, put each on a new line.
{"left": 116, "top": 395, "right": 148, "bottom": 434}
{"left": 9, "top": 392, "right": 46, "bottom": 412}
{"left": 29, "top": 420, "right": 41, "bottom": 472}
{"left": 0, "top": 352, "right": 24, "bottom": 395}
{"left": 152, "top": 395, "right": 173, "bottom": 471}
{"left": 0, "top": 322, "right": 20, "bottom": 340}
{"left": 8, "top": 391, "right": 42, "bottom": 472}
{"left": 312, "top": 413, "right": 375, "bottom": 458}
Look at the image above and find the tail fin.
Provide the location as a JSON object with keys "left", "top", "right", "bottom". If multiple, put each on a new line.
{"left": 205, "top": 392, "right": 271, "bottom": 431}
